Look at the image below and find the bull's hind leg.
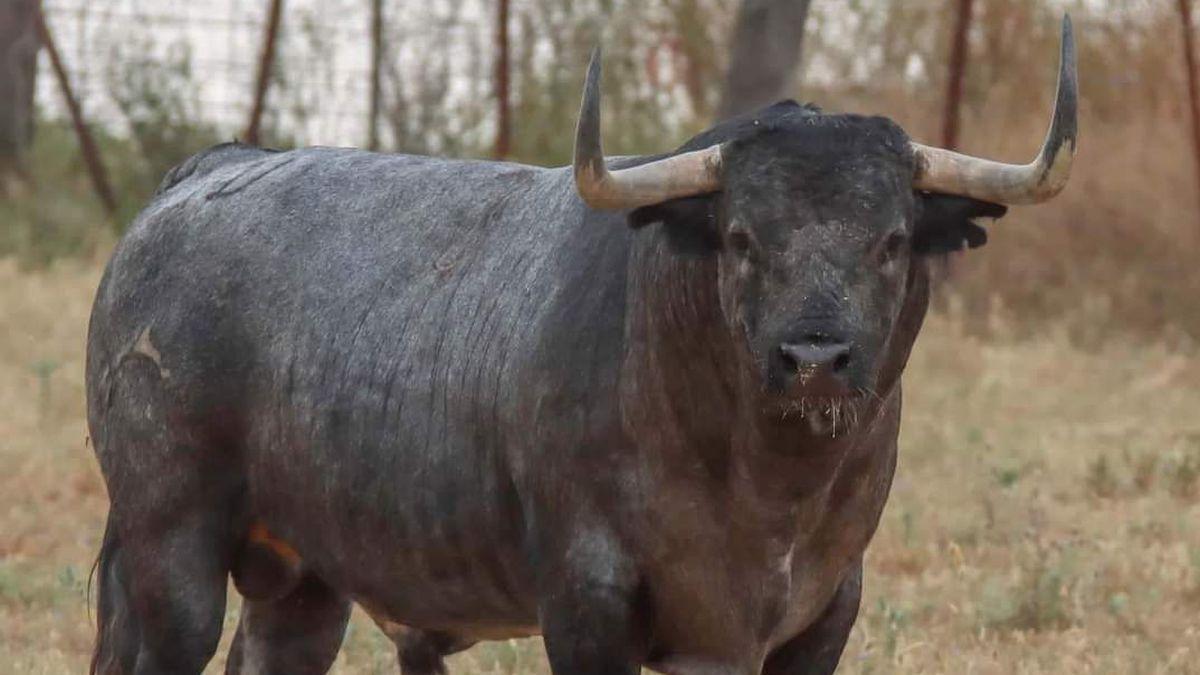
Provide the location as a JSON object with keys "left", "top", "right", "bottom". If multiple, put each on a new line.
{"left": 225, "top": 574, "right": 351, "bottom": 675}
{"left": 90, "top": 360, "right": 235, "bottom": 674}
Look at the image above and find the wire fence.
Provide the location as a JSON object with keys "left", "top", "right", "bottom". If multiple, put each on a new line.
{"left": 36, "top": 0, "right": 490, "bottom": 147}
{"left": 33, "top": 1, "right": 1172, "bottom": 156}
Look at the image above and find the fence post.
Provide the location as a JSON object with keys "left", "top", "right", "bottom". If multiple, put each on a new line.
{"left": 35, "top": 6, "right": 117, "bottom": 217}
{"left": 493, "top": 0, "right": 511, "bottom": 159}
{"left": 245, "top": 0, "right": 284, "bottom": 146}
{"left": 367, "top": 0, "right": 383, "bottom": 151}
{"left": 941, "top": 0, "right": 974, "bottom": 150}
{"left": 1178, "top": 0, "right": 1200, "bottom": 207}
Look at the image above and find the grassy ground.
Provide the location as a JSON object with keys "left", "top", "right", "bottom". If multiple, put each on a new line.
{"left": 0, "top": 258, "right": 1197, "bottom": 674}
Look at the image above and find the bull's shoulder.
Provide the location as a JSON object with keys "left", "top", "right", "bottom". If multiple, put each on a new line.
{"left": 155, "top": 142, "right": 280, "bottom": 196}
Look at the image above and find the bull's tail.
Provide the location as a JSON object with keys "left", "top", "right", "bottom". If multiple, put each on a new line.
{"left": 89, "top": 515, "right": 137, "bottom": 674}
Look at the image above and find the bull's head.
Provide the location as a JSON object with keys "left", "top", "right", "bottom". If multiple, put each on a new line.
{"left": 575, "top": 17, "right": 1077, "bottom": 432}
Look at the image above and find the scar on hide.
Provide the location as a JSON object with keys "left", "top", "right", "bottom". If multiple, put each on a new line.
{"left": 129, "top": 327, "right": 171, "bottom": 379}
{"left": 233, "top": 521, "right": 305, "bottom": 600}
{"left": 433, "top": 254, "right": 456, "bottom": 275}
{"left": 206, "top": 155, "right": 298, "bottom": 199}
{"left": 247, "top": 522, "right": 303, "bottom": 569}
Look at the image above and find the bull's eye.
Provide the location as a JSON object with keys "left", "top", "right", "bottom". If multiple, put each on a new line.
{"left": 728, "top": 229, "right": 752, "bottom": 256}
{"left": 878, "top": 230, "right": 909, "bottom": 265}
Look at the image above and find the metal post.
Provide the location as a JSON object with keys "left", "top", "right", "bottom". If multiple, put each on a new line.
{"left": 367, "top": 0, "right": 383, "bottom": 151}
{"left": 245, "top": 0, "right": 284, "bottom": 146}
{"left": 493, "top": 0, "right": 511, "bottom": 159}
{"left": 35, "top": 6, "right": 116, "bottom": 216}
{"left": 1178, "top": 0, "right": 1200, "bottom": 207}
{"left": 941, "top": 0, "right": 974, "bottom": 150}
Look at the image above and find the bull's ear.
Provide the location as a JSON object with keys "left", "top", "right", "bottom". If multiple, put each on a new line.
{"left": 628, "top": 194, "right": 721, "bottom": 256}
{"left": 913, "top": 193, "right": 1007, "bottom": 255}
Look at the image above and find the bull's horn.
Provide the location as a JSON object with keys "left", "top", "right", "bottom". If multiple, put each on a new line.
{"left": 911, "top": 14, "right": 1078, "bottom": 204}
{"left": 573, "top": 47, "right": 723, "bottom": 210}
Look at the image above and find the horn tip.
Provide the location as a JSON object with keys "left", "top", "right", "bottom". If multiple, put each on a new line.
{"left": 583, "top": 44, "right": 604, "bottom": 112}
{"left": 1061, "top": 13, "right": 1075, "bottom": 59}
{"left": 585, "top": 46, "right": 603, "bottom": 94}
{"left": 1057, "top": 10, "right": 1079, "bottom": 139}
{"left": 575, "top": 43, "right": 606, "bottom": 196}
{"left": 577, "top": 45, "right": 604, "bottom": 145}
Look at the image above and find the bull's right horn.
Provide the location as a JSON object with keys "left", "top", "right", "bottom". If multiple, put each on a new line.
{"left": 573, "top": 47, "right": 724, "bottom": 211}
{"left": 911, "top": 14, "right": 1078, "bottom": 204}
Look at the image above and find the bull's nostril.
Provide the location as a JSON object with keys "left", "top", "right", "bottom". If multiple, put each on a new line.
{"left": 779, "top": 345, "right": 800, "bottom": 372}
{"left": 779, "top": 341, "right": 852, "bottom": 382}
{"left": 832, "top": 351, "right": 851, "bottom": 373}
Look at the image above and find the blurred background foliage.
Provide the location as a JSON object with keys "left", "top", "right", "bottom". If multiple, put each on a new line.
{"left": 3, "top": 0, "right": 1199, "bottom": 345}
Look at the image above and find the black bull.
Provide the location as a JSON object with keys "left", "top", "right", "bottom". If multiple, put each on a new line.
{"left": 85, "top": 30, "right": 1076, "bottom": 675}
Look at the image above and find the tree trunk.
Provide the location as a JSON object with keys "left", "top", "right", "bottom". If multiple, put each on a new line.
{"left": 245, "top": 0, "right": 284, "bottom": 146}
{"left": 0, "top": 0, "right": 40, "bottom": 188}
{"left": 1178, "top": 0, "right": 1200, "bottom": 209}
{"left": 493, "top": 0, "right": 511, "bottom": 159}
{"left": 941, "top": 0, "right": 974, "bottom": 150}
{"left": 718, "top": 0, "right": 811, "bottom": 121}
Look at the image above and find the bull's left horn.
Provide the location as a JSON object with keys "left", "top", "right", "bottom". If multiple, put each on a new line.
{"left": 573, "top": 47, "right": 723, "bottom": 210}
{"left": 911, "top": 14, "right": 1078, "bottom": 204}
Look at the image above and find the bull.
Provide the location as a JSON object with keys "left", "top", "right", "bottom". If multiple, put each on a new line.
{"left": 86, "top": 17, "right": 1077, "bottom": 675}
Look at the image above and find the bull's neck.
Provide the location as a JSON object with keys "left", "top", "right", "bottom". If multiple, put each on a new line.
{"left": 620, "top": 232, "right": 740, "bottom": 447}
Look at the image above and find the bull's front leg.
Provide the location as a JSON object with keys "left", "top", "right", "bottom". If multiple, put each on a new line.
{"left": 761, "top": 561, "right": 863, "bottom": 675}
{"left": 537, "top": 527, "right": 646, "bottom": 675}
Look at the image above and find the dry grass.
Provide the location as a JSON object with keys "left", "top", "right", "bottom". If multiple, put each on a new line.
{"left": 1, "top": 259, "right": 1197, "bottom": 674}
